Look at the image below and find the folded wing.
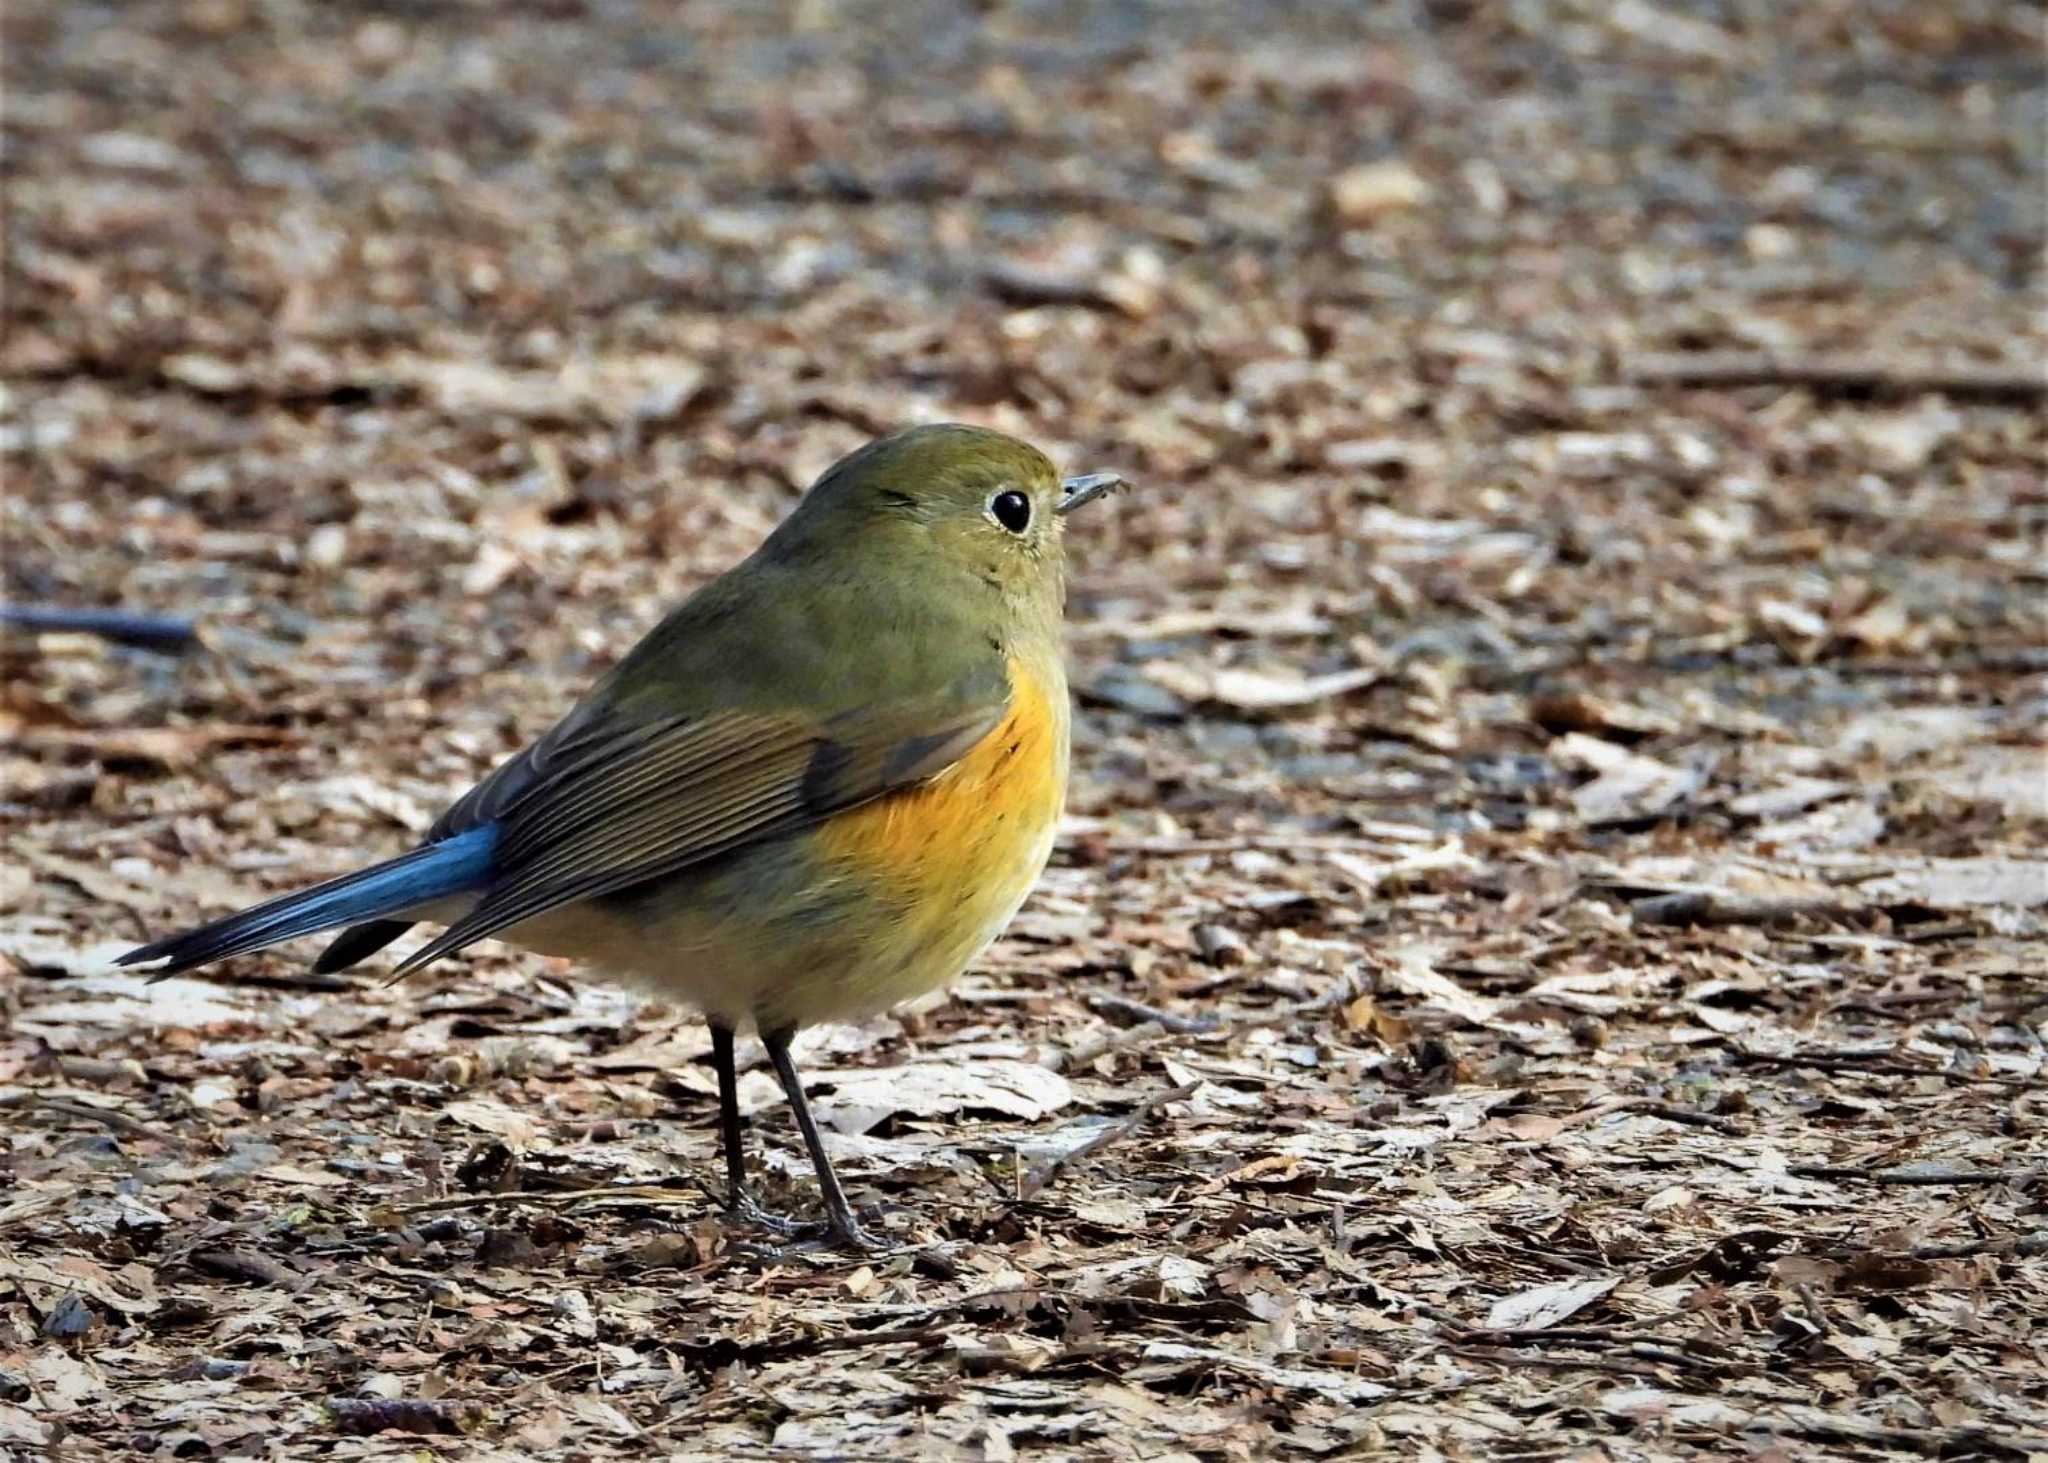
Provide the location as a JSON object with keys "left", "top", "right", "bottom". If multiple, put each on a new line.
{"left": 386, "top": 679, "right": 1008, "bottom": 977}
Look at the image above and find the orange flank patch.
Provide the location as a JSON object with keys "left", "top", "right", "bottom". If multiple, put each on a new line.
{"left": 815, "top": 656, "right": 1068, "bottom": 903}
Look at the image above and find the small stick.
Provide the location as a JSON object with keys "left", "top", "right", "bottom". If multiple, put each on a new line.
{"left": 1094, "top": 835, "right": 1418, "bottom": 856}
{"left": 1889, "top": 1232, "right": 2048, "bottom": 1262}
{"left": 1457, "top": 1325, "right": 1734, "bottom": 1358}
{"left": 1621, "top": 1101, "right": 1745, "bottom": 1135}
{"left": 1446, "top": 1344, "right": 1698, "bottom": 1377}
{"left": 1633, "top": 891, "right": 1857, "bottom": 928}
{"left": 190, "top": 1247, "right": 299, "bottom": 1287}
{"left": 1624, "top": 351, "right": 2046, "bottom": 405}
{"left": 0, "top": 604, "right": 199, "bottom": 653}
{"left": 1788, "top": 1164, "right": 2042, "bottom": 1187}
{"left": 1732, "top": 1048, "right": 2032, "bottom": 1089}
{"left": 1579, "top": 1098, "right": 1746, "bottom": 1135}
{"left": 1054, "top": 1018, "right": 1169, "bottom": 1074}
{"left": 389, "top": 1184, "right": 709, "bottom": 1216}
{"left": 1085, "top": 993, "right": 1223, "bottom": 1034}
{"left": 0, "top": 1093, "right": 181, "bottom": 1147}
{"left": 1018, "top": 1081, "right": 1199, "bottom": 1200}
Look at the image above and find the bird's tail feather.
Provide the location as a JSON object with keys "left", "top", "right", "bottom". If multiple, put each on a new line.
{"left": 116, "top": 824, "right": 498, "bottom": 977}
{"left": 313, "top": 919, "right": 415, "bottom": 974}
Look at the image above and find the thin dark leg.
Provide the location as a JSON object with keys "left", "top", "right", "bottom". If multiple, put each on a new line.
{"left": 761, "top": 1024, "right": 876, "bottom": 1250}
{"left": 709, "top": 1022, "right": 748, "bottom": 1209}
{"left": 709, "top": 1021, "right": 796, "bottom": 1235}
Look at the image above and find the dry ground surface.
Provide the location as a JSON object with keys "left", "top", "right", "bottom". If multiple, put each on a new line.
{"left": 3, "top": 0, "right": 2046, "bottom": 1458}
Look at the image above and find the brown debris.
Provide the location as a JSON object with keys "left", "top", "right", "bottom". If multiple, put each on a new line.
{"left": 3, "top": 0, "right": 2043, "bottom": 1457}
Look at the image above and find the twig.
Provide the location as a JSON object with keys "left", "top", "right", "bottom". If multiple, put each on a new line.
{"left": 186, "top": 967, "right": 361, "bottom": 994}
{"left": 1734, "top": 1410, "right": 2036, "bottom": 1458}
{"left": 0, "top": 1093, "right": 181, "bottom": 1147}
{"left": 1085, "top": 993, "right": 1224, "bottom": 1034}
{"left": 1057, "top": 968, "right": 1373, "bottom": 1069}
{"left": 1623, "top": 351, "right": 2046, "bottom": 405}
{"left": 389, "top": 1184, "right": 708, "bottom": 1216}
{"left": 1628, "top": 1102, "right": 1745, "bottom": 1135}
{"left": 1894, "top": 1232, "right": 2048, "bottom": 1262}
{"left": 1585, "top": 1099, "right": 1746, "bottom": 1136}
{"left": 1053, "top": 1019, "right": 1168, "bottom": 1073}
{"left": 1632, "top": 890, "right": 1857, "bottom": 928}
{"left": 1018, "top": 1081, "right": 1200, "bottom": 1200}
{"left": 1732, "top": 1047, "right": 2034, "bottom": 1089}
{"left": 1448, "top": 1344, "right": 1697, "bottom": 1377}
{"left": 1788, "top": 1163, "right": 2042, "bottom": 1187}
{"left": 953, "top": 1339, "right": 1128, "bottom": 1373}
{"left": 0, "top": 604, "right": 200, "bottom": 653}
{"left": 1457, "top": 1324, "right": 1736, "bottom": 1360}
{"left": 804, "top": 1324, "right": 955, "bottom": 1355}
{"left": 190, "top": 1247, "right": 300, "bottom": 1287}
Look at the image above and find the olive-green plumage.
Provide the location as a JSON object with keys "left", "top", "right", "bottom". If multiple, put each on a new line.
{"left": 121, "top": 422, "right": 1121, "bottom": 1247}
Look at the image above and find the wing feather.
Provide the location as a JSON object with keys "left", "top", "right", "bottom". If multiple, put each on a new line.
{"left": 389, "top": 688, "right": 1006, "bottom": 977}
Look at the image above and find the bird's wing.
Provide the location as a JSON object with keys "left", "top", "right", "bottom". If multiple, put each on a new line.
{"left": 426, "top": 694, "right": 622, "bottom": 841}
{"left": 388, "top": 673, "right": 1009, "bottom": 976}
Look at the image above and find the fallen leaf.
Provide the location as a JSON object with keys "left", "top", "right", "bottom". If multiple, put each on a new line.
{"left": 1838, "top": 1253, "right": 1939, "bottom": 1293}
{"left": 1527, "top": 690, "right": 1677, "bottom": 739}
{"left": 1341, "top": 993, "right": 1412, "bottom": 1046}
{"left": 0, "top": 1254, "right": 160, "bottom": 1316}
{"left": 817, "top": 1059, "right": 1073, "bottom": 1133}
{"left": 1328, "top": 159, "right": 1432, "bottom": 219}
{"left": 442, "top": 1098, "right": 542, "bottom": 1148}
{"left": 1485, "top": 1274, "right": 1620, "bottom": 1331}
{"left": 1554, "top": 733, "right": 1705, "bottom": 825}
{"left": 1856, "top": 858, "right": 2046, "bottom": 910}
{"left": 1379, "top": 944, "right": 1499, "bottom": 1026}
{"left": 1141, "top": 661, "right": 1378, "bottom": 710}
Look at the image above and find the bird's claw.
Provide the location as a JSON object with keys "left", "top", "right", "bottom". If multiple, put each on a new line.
{"left": 725, "top": 1193, "right": 805, "bottom": 1239}
{"left": 722, "top": 1198, "right": 897, "bottom": 1257}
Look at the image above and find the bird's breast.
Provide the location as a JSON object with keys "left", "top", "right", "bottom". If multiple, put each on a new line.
{"left": 813, "top": 652, "right": 1069, "bottom": 915}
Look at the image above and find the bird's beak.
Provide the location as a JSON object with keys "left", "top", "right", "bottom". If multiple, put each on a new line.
{"left": 1057, "top": 472, "right": 1125, "bottom": 516}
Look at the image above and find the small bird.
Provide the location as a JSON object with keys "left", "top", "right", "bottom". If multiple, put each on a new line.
{"left": 119, "top": 424, "right": 1124, "bottom": 1248}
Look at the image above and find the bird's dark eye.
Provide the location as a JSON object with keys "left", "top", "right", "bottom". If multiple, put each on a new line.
{"left": 989, "top": 490, "right": 1031, "bottom": 534}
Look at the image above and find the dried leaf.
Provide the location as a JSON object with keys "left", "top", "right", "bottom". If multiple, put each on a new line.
{"left": 1141, "top": 661, "right": 1378, "bottom": 710}
{"left": 817, "top": 1060, "right": 1073, "bottom": 1133}
{"left": 1485, "top": 1275, "right": 1621, "bottom": 1331}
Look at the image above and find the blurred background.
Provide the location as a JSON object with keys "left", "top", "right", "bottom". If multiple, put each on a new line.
{"left": 2, "top": 2, "right": 2044, "bottom": 1451}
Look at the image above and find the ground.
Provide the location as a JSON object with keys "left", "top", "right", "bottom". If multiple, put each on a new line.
{"left": 2, "top": 1, "right": 2045, "bottom": 1458}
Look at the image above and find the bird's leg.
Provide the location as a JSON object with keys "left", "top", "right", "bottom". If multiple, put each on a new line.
{"left": 761, "top": 1023, "right": 881, "bottom": 1251}
{"left": 708, "top": 1021, "right": 799, "bottom": 1236}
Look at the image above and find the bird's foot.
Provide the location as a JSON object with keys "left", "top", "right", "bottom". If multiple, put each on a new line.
{"left": 724, "top": 1192, "right": 804, "bottom": 1239}
{"left": 821, "top": 1211, "right": 885, "bottom": 1254}
{"left": 812, "top": 1198, "right": 917, "bottom": 1254}
{"left": 725, "top": 1200, "right": 903, "bottom": 1259}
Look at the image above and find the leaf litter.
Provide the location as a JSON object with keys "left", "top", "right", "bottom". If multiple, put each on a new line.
{"left": 2, "top": 0, "right": 2044, "bottom": 1457}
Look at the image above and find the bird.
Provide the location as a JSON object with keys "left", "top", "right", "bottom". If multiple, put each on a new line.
{"left": 118, "top": 423, "right": 1125, "bottom": 1248}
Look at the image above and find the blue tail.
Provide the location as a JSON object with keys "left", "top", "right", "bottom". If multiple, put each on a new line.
{"left": 115, "top": 824, "right": 499, "bottom": 977}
